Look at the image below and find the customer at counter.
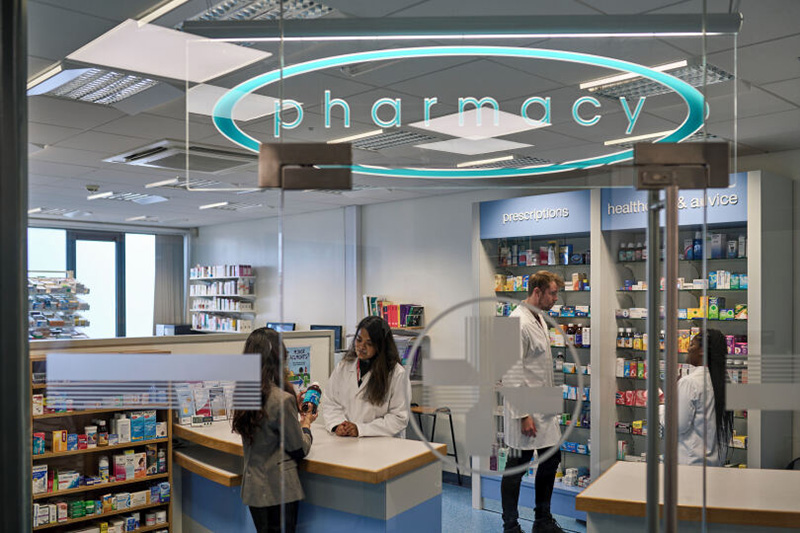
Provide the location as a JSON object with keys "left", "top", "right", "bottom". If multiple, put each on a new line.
{"left": 660, "top": 328, "right": 733, "bottom": 466}
{"left": 232, "top": 327, "right": 317, "bottom": 533}
{"left": 323, "top": 316, "right": 411, "bottom": 437}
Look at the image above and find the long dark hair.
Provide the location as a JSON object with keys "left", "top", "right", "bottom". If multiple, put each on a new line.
{"left": 699, "top": 328, "right": 734, "bottom": 454}
{"left": 345, "top": 316, "right": 400, "bottom": 405}
{"left": 232, "top": 327, "right": 296, "bottom": 445}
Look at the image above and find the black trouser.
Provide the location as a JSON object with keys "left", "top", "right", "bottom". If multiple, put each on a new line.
{"left": 248, "top": 501, "right": 299, "bottom": 533}
{"left": 500, "top": 446, "right": 561, "bottom": 531}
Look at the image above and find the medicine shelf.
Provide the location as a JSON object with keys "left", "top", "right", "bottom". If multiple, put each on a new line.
{"left": 33, "top": 407, "right": 163, "bottom": 420}
{"left": 32, "top": 501, "right": 169, "bottom": 530}
{"left": 560, "top": 449, "right": 591, "bottom": 456}
{"left": 127, "top": 524, "right": 170, "bottom": 533}
{"left": 560, "top": 423, "right": 590, "bottom": 430}
{"left": 496, "top": 290, "right": 590, "bottom": 294}
{"left": 617, "top": 257, "right": 747, "bottom": 265}
{"left": 33, "top": 473, "right": 169, "bottom": 501}
{"left": 617, "top": 317, "right": 747, "bottom": 322}
{"left": 34, "top": 437, "right": 169, "bottom": 460}
{"left": 616, "top": 289, "right": 747, "bottom": 293}
{"left": 497, "top": 263, "right": 590, "bottom": 269}
{"left": 189, "top": 276, "right": 255, "bottom": 281}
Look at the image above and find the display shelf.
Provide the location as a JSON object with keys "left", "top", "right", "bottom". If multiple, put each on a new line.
{"left": 30, "top": 351, "right": 173, "bottom": 532}
{"left": 617, "top": 257, "right": 747, "bottom": 265}
{"left": 189, "top": 275, "right": 255, "bottom": 281}
{"left": 617, "top": 288, "right": 747, "bottom": 293}
{"left": 33, "top": 473, "right": 169, "bottom": 501}
{"left": 34, "top": 437, "right": 169, "bottom": 460}
{"left": 496, "top": 290, "right": 590, "bottom": 294}
{"left": 33, "top": 501, "right": 168, "bottom": 531}
{"left": 28, "top": 275, "right": 90, "bottom": 340}
{"left": 561, "top": 449, "right": 591, "bottom": 456}
{"left": 191, "top": 327, "right": 251, "bottom": 334}
{"left": 618, "top": 317, "right": 747, "bottom": 322}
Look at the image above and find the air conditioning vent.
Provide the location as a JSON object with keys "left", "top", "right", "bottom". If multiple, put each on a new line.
{"left": 105, "top": 140, "right": 258, "bottom": 174}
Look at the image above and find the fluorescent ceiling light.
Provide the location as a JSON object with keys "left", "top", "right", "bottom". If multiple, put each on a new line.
{"left": 138, "top": 0, "right": 189, "bottom": 26}
{"left": 411, "top": 109, "right": 548, "bottom": 140}
{"left": 416, "top": 138, "right": 531, "bottom": 156}
{"left": 604, "top": 130, "right": 672, "bottom": 146}
{"left": 580, "top": 60, "right": 688, "bottom": 90}
{"left": 187, "top": 0, "right": 335, "bottom": 22}
{"left": 125, "top": 215, "right": 155, "bottom": 222}
{"left": 145, "top": 177, "right": 180, "bottom": 188}
{"left": 351, "top": 130, "right": 437, "bottom": 151}
{"left": 587, "top": 61, "right": 734, "bottom": 100}
{"left": 187, "top": 84, "right": 289, "bottom": 121}
{"left": 457, "top": 155, "right": 514, "bottom": 168}
{"left": 182, "top": 14, "right": 742, "bottom": 41}
{"left": 199, "top": 201, "right": 229, "bottom": 210}
{"left": 87, "top": 191, "right": 114, "bottom": 200}
{"left": 28, "top": 207, "right": 43, "bottom": 214}
{"left": 68, "top": 19, "right": 270, "bottom": 84}
{"left": 27, "top": 63, "right": 62, "bottom": 90}
{"left": 328, "top": 129, "right": 383, "bottom": 144}
{"left": 28, "top": 67, "right": 159, "bottom": 105}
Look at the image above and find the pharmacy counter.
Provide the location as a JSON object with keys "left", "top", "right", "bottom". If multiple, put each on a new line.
{"left": 575, "top": 461, "right": 800, "bottom": 532}
{"left": 174, "top": 421, "right": 447, "bottom": 533}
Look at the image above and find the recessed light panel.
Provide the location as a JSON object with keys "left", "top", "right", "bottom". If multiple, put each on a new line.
{"left": 416, "top": 138, "right": 531, "bottom": 156}
{"left": 68, "top": 19, "right": 271, "bottom": 83}
{"left": 410, "top": 109, "right": 549, "bottom": 140}
{"left": 186, "top": 0, "right": 335, "bottom": 22}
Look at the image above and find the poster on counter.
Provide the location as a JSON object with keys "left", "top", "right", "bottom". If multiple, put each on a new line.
{"left": 287, "top": 346, "right": 311, "bottom": 389}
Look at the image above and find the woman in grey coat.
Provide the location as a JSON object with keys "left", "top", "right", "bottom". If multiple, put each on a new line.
{"left": 232, "top": 327, "right": 316, "bottom": 533}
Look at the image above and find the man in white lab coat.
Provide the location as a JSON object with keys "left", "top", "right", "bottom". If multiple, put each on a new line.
{"left": 501, "top": 271, "right": 565, "bottom": 533}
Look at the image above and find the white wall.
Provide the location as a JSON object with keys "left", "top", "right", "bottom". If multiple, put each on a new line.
{"left": 192, "top": 208, "right": 348, "bottom": 333}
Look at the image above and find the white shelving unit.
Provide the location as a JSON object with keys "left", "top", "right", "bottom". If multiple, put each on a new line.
{"left": 189, "top": 265, "right": 256, "bottom": 334}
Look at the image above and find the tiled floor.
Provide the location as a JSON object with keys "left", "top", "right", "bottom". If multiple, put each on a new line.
{"left": 441, "top": 482, "right": 587, "bottom": 533}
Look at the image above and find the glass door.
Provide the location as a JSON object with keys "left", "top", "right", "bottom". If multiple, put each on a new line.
{"left": 179, "top": 5, "right": 744, "bottom": 532}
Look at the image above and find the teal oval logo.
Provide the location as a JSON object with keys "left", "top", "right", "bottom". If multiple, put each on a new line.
{"left": 213, "top": 46, "right": 705, "bottom": 179}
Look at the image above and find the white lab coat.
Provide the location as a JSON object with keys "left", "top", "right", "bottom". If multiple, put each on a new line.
{"left": 503, "top": 305, "right": 560, "bottom": 450}
{"left": 659, "top": 365, "right": 721, "bottom": 466}
{"left": 322, "top": 357, "right": 411, "bottom": 438}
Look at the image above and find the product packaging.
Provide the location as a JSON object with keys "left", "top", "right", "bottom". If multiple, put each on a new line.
{"left": 77, "top": 434, "right": 88, "bottom": 450}
{"left": 66, "top": 433, "right": 78, "bottom": 451}
{"left": 33, "top": 432, "right": 46, "bottom": 455}
{"left": 32, "top": 464, "right": 47, "bottom": 494}
{"left": 53, "top": 430, "right": 68, "bottom": 452}
{"left": 130, "top": 412, "right": 144, "bottom": 442}
{"left": 116, "top": 418, "right": 131, "bottom": 443}
{"left": 145, "top": 444, "right": 158, "bottom": 475}
{"left": 85, "top": 425, "right": 98, "bottom": 449}
{"left": 734, "top": 304, "right": 748, "bottom": 320}
{"left": 32, "top": 394, "right": 44, "bottom": 416}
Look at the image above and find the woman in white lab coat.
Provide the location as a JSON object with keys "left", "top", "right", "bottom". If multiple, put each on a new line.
{"left": 323, "top": 316, "right": 411, "bottom": 438}
{"left": 661, "top": 328, "right": 733, "bottom": 466}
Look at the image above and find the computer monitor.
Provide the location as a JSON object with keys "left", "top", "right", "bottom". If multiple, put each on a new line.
{"left": 266, "top": 322, "right": 296, "bottom": 332}
{"left": 310, "top": 325, "right": 343, "bottom": 351}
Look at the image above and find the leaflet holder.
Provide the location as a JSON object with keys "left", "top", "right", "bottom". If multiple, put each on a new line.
{"left": 258, "top": 142, "right": 352, "bottom": 190}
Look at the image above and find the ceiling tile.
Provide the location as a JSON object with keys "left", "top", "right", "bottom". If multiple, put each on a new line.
{"left": 94, "top": 112, "right": 218, "bottom": 141}
{"left": 28, "top": 1, "right": 118, "bottom": 60}
{"left": 55, "top": 130, "right": 152, "bottom": 154}
{"left": 29, "top": 122, "right": 83, "bottom": 145}
{"left": 762, "top": 77, "right": 800, "bottom": 107}
{"left": 29, "top": 96, "right": 124, "bottom": 130}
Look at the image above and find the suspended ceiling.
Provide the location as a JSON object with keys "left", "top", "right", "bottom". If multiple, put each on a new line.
{"left": 26, "top": 0, "right": 800, "bottom": 229}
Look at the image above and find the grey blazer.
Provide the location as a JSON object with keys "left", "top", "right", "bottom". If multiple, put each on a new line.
{"left": 240, "top": 387, "right": 313, "bottom": 507}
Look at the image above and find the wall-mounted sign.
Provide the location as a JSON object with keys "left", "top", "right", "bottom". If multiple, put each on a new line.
{"left": 601, "top": 173, "right": 747, "bottom": 231}
{"left": 480, "top": 190, "right": 591, "bottom": 239}
{"left": 213, "top": 46, "right": 706, "bottom": 180}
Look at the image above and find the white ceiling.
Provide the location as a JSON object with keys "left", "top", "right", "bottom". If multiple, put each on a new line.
{"left": 26, "top": 0, "right": 800, "bottom": 229}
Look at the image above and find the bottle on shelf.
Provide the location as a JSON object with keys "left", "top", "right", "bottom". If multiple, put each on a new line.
{"left": 626, "top": 242, "right": 635, "bottom": 262}
{"left": 574, "top": 324, "right": 583, "bottom": 347}
{"left": 547, "top": 241, "right": 557, "bottom": 266}
{"left": 624, "top": 328, "right": 634, "bottom": 349}
{"left": 566, "top": 323, "right": 576, "bottom": 346}
{"left": 635, "top": 242, "right": 643, "bottom": 262}
{"left": 659, "top": 330, "right": 666, "bottom": 351}
{"left": 693, "top": 231, "right": 703, "bottom": 260}
{"left": 616, "top": 327, "right": 625, "bottom": 348}
{"left": 633, "top": 331, "right": 643, "bottom": 351}
{"left": 582, "top": 326, "right": 591, "bottom": 348}
{"left": 618, "top": 242, "right": 627, "bottom": 262}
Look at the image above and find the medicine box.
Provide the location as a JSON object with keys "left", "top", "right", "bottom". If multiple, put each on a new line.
{"left": 33, "top": 432, "right": 46, "bottom": 455}
{"left": 155, "top": 422, "right": 167, "bottom": 439}
{"left": 116, "top": 418, "right": 131, "bottom": 443}
{"left": 142, "top": 410, "right": 156, "bottom": 440}
{"left": 134, "top": 452, "right": 146, "bottom": 479}
{"left": 130, "top": 412, "right": 144, "bottom": 442}
{"left": 67, "top": 433, "right": 78, "bottom": 451}
{"left": 130, "top": 490, "right": 148, "bottom": 507}
{"left": 32, "top": 394, "right": 44, "bottom": 416}
{"left": 53, "top": 430, "right": 68, "bottom": 452}
{"left": 32, "top": 464, "right": 47, "bottom": 494}
{"left": 57, "top": 471, "right": 80, "bottom": 491}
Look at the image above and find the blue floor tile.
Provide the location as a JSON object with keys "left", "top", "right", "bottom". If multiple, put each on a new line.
{"left": 441, "top": 482, "right": 586, "bottom": 533}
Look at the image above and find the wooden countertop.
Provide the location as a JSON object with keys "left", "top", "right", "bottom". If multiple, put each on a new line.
{"left": 174, "top": 421, "right": 447, "bottom": 485}
{"left": 576, "top": 461, "right": 800, "bottom": 529}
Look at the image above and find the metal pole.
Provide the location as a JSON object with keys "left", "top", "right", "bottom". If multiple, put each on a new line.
{"left": 0, "top": 0, "right": 31, "bottom": 531}
{"left": 645, "top": 190, "right": 662, "bottom": 533}
{"left": 663, "top": 185, "right": 680, "bottom": 532}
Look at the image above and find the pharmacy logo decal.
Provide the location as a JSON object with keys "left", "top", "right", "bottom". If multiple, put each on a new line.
{"left": 213, "top": 46, "right": 706, "bottom": 179}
